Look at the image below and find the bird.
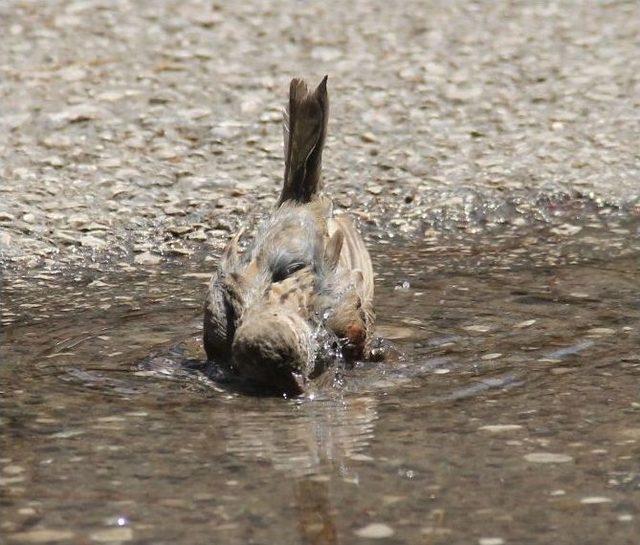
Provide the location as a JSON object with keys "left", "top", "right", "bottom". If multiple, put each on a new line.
{"left": 203, "top": 76, "right": 375, "bottom": 396}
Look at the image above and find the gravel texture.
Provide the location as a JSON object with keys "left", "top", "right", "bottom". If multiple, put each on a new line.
{"left": 1, "top": 0, "right": 639, "bottom": 270}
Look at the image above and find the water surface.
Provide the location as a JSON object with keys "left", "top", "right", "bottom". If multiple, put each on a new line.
{"left": 2, "top": 216, "right": 640, "bottom": 544}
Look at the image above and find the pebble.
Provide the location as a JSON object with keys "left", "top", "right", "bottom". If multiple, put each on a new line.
{"left": 376, "top": 325, "right": 413, "bottom": 340}
{"left": 478, "top": 425, "right": 523, "bottom": 433}
{"left": 18, "top": 507, "right": 37, "bottom": 516}
{"left": 514, "top": 319, "right": 536, "bottom": 328}
{"left": 481, "top": 353, "right": 502, "bottom": 360}
{"left": 524, "top": 452, "right": 573, "bottom": 464}
{"left": 10, "top": 529, "right": 76, "bottom": 543}
{"left": 569, "top": 292, "right": 590, "bottom": 299}
{"left": 550, "top": 224, "right": 582, "bottom": 236}
{"left": 3, "top": 465, "right": 25, "bottom": 474}
{"left": 79, "top": 235, "right": 107, "bottom": 250}
{"left": 349, "top": 453, "right": 375, "bottom": 462}
{"left": 134, "top": 252, "right": 161, "bottom": 265}
{"left": 479, "top": 539, "right": 504, "bottom": 545}
{"left": 354, "top": 523, "right": 395, "bottom": 539}
{"left": 580, "top": 496, "right": 612, "bottom": 504}
{"left": 421, "top": 527, "right": 453, "bottom": 537}
{"left": 586, "top": 327, "right": 616, "bottom": 336}
{"left": 464, "top": 324, "right": 492, "bottom": 333}
{"left": 168, "top": 225, "right": 193, "bottom": 236}
{"left": 48, "top": 104, "right": 105, "bottom": 125}
{"left": 620, "top": 428, "right": 640, "bottom": 440}
{"left": 42, "top": 156, "right": 65, "bottom": 168}
{"left": 0, "top": 475, "right": 25, "bottom": 485}
{"left": 361, "top": 132, "right": 377, "bottom": 143}
{"left": 90, "top": 527, "right": 133, "bottom": 542}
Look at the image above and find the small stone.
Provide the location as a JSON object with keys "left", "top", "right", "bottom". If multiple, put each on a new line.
{"left": 163, "top": 205, "right": 185, "bottom": 216}
{"left": 310, "top": 46, "right": 342, "bottom": 61}
{"left": 550, "top": 224, "right": 582, "bottom": 236}
{"left": 478, "top": 425, "right": 523, "bottom": 433}
{"left": 51, "top": 429, "right": 84, "bottom": 439}
{"left": 188, "top": 230, "right": 207, "bottom": 241}
{"left": 18, "top": 507, "right": 37, "bottom": 516}
{"left": 464, "top": 324, "right": 492, "bottom": 333}
{"left": 166, "top": 246, "right": 193, "bottom": 256}
{"left": 3, "top": 465, "right": 25, "bottom": 475}
{"left": 361, "top": 132, "right": 377, "bottom": 143}
{"left": 348, "top": 453, "right": 374, "bottom": 462}
{"left": 586, "top": 327, "right": 615, "bottom": 336}
{"left": 10, "top": 529, "right": 76, "bottom": 542}
{"left": 42, "top": 134, "right": 73, "bottom": 148}
{"left": 514, "top": 319, "right": 536, "bottom": 328}
{"left": 481, "top": 353, "right": 502, "bottom": 360}
{"left": 479, "top": 539, "right": 504, "bottom": 545}
{"left": 620, "top": 428, "right": 640, "bottom": 440}
{"left": 444, "top": 84, "right": 483, "bottom": 102}
{"left": 0, "top": 476, "right": 25, "bottom": 485}
{"left": 168, "top": 225, "right": 193, "bottom": 236}
{"left": 580, "top": 496, "right": 612, "bottom": 504}
{"left": 79, "top": 235, "right": 107, "bottom": 250}
{"left": 59, "top": 66, "right": 86, "bottom": 81}
{"left": 90, "top": 527, "right": 133, "bottom": 542}
{"left": 524, "top": 452, "right": 573, "bottom": 463}
{"left": 550, "top": 367, "right": 575, "bottom": 375}
{"left": 421, "top": 527, "right": 452, "bottom": 536}
{"left": 42, "top": 156, "right": 65, "bottom": 168}
{"left": 569, "top": 292, "right": 590, "bottom": 299}
{"left": 367, "top": 185, "right": 383, "bottom": 195}
{"left": 134, "top": 252, "right": 161, "bottom": 265}
{"left": 48, "top": 104, "right": 105, "bottom": 125}
{"left": 376, "top": 325, "right": 413, "bottom": 340}
{"left": 617, "top": 514, "right": 633, "bottom": 522}
{"left": 354, "top": 523, "right": 394, "bottom": 539}
{"left": 96, "top": 90, "right": 126, "bottom": 102}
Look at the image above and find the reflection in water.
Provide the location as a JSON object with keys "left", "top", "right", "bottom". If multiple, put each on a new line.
{"left": 224, "top": 396, "right": 377, "bottom": 477}
{"left": 221, "top": 394, "right": 378, "bottom": 545}
{"left": 294, "top": 478, "right": 338, "bottom": 545}
{"left": 220, "top": 395, "right": 378, "bottom": 545}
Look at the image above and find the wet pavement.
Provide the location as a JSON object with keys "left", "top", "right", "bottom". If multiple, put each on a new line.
{"left": 2, "top": 216, "right": 640, "bottom": 544}
{"left": 2, "top": 0, "right": 640, "bottom": 544}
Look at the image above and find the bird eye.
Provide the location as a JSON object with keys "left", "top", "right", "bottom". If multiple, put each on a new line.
{"left": 273, "top": 262, "right": 306, "bottom": 283}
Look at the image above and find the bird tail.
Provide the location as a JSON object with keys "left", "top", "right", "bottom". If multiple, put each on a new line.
{"left": 278, "top": 76, "right": 329, "bottom": 205}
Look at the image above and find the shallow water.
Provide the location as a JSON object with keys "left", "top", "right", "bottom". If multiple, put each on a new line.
{"left": 2, "top": 215, "right": 640, "bottom": 544}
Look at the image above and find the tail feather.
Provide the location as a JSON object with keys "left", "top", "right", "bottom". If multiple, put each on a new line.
{"left": 279, "top": 76, "right": 329, "bottom": 205}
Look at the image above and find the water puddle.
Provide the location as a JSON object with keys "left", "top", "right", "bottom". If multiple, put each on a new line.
{"left": 2, "top": 215, "right": 640, "bottom": 543}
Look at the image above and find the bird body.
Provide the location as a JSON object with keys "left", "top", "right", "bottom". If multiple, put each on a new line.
{"left": 203, "top": 76, "right": 375, "bottom": 395}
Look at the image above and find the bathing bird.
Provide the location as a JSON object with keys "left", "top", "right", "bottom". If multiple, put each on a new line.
{"left": 203, "top": 76, "right": 375, "bottom": 395}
